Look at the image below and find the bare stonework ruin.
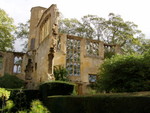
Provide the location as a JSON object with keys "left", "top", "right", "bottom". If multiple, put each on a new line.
{"left": 0, "top": 4, "right": 121, "bottom": 94}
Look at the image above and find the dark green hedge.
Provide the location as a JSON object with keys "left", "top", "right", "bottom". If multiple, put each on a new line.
{"left": 39, "top": 81, "right": 74, "bottom": 101}
{"left": 8, "top": 89, "right": 40, "bottom": 112}
{"left": 0, "top": 99, "right": 2, "bottom": 109}
{"left": 0, "top": 73, "right": 25, "bottom": 89}
{"left": 45, "top": 95, "right": 150, "bottom": 113}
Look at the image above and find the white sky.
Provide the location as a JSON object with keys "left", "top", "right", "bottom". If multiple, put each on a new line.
{"left": 0, "top": 0, "right": 150, "bottom": 51}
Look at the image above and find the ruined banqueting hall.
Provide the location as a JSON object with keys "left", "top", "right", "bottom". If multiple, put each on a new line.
{"left": 0, "top": 4, "right": 121, "bottom": 94}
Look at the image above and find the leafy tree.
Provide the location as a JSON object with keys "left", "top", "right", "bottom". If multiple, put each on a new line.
{"left": 137, "top": 39, "right": 150, "bottom": 54}
{"left": 18, "top": 13, "right": 145, "bottom": 54}
{"left": 59, "top": 18, "right": 94, "bottom": 39}
{"left": 104, "top": 13, "right": 144, "bottom": 53}
{"left": 81, "top": 15, "right": 106, "bottom": 40}
{"left": 59, "top": 13, "right": 145, "bottom": 54}
{"left": 15, "top": 21, "right": 29, "bottom": 52}
{"left": 0, "top": 9, "right": 16, "bottom": 51}
{"left": 96, "top": 53, "right": 150, "bottom": 93}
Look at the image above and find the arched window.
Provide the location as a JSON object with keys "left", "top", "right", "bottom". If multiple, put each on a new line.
{"left": 13, "top": 56, "right": 22, "bottom": 73}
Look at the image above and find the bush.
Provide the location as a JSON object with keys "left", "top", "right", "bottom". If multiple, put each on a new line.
{"left": 45, "top": 94, "right": 150, "bottom": 113}
{"left": 96, "top": 54, "right": 150, "bottom": 92}
{"left": 0, "top": 73, "right": 25, "bottom": 89}
{"left": 0, "top": 88, "right": 14, "bottom": 112}
{"left": 18, "top": 100, "right": 51, "bottom": 113}
{"left": 17, "top": 100, "right": 51, "bottom": 113}
{"left": 54, "top": 65, "right": 68, "bottom": 81}
{"left": 29, "top": 100, "right": 50, "bottom": 113}
{"left": 39, "top": 81, "right": 74, "bottom": 101}
{"left": 9, "top": 89, "right": 40, "bottom": 112}
{"left": 143, "top": 49, "right": 150, "bottom": 76}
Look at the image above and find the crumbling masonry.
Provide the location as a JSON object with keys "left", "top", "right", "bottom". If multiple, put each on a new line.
{"left": 0, "top": 4, "right": 121, "bottom": 94}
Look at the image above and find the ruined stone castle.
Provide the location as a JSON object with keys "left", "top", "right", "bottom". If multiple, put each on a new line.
{"left": 0, "top": 4, "right": 121, "bottom": 94}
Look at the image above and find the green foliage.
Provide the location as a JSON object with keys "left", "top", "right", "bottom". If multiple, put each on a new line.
{"left": 104, "top": 50, "right": 115, "bottom": 59}
{"left": 10, "top": 89, "right": 28, "bottom": 112}
{"left": 136, "top": 39, "right": 150, "bottom": 54}
{"left": 2, "top": 100, "right": 14, "bottom": 112}
{"left": 0, "top": 89, "right": 49, "bottom": 113}
{"left": 96, "top": 53, "right": 150, "bottom": 92}
{"left": 0, "top": 88, "right": 14, "bottom": 112}
{"left": 15, "top": 21, "right": 29, "bottom": 39}
{"left": 9, "top": 89, "right": 40, "bottom": 112}
{"left": 15, "top": 21, "right": 29, "bottom": 52}
{"left": 143, "top": 49, "right": 150, "bottom": 77}
{"left": 18, "top": 100, "right": 50, "bottom": 113}
{"left": 59, "top": 13, "right": 145, "bottom": 53}
{"left": 29, "top": 100, "right": 50, "bottom": 113}
{"left": 0, "top": 73, "right": 25, "bottom": 89}
{"left": 0, "top": 9, "right": 16, "bottom": 51}
{"left": 39, "top": 81, "right": 74, "bottom": 101}
{"left": 18, "top": 111, "right": 28, "bottom": 113}
{"left": 45, "top": 94, "right": 150, "bottom": 113}
{"left": 0, "top": 88, "right": 11, "bottom": 100}
{"left": 54, "top": 65, "right": 68, "bottom": 81}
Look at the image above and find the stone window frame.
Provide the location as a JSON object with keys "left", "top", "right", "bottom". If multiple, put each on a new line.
{"left": 39, "top": 16, "right": 51, "bottom": 43}
{"left": 86, "top": 39, "right": 100, "bottom": 57}
{"left": 88, "top": 74, "right": 97, "bottom": 83}
{"left": 104, "top": 44, "right": 116, "bottom": 58}
{"left": 56, "top": 35, "right": 61, "bottom": 51}
{"left": 66, "top": 37, "right": 81, "bottom": 76}
{"left": 13, "top": 55, "right": 23, "bottom": 74}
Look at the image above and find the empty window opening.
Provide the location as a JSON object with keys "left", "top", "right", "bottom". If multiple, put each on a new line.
{"left": 89, "top": 74, "right": 97, "bottom": 83}
{"left": 86, "top": 41, "right": 99, "bottom": 56}
{"left": 13, "top": 56, "right": 22, "bottom": 74}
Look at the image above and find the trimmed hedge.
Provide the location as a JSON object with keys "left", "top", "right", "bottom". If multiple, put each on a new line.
{"left": 39, "top": 81, "right": 74, "bottom": 101}
{"left": 0, "top": 73, "right": 25, "bottom": 89}
{"left": 45, "top": 94, "right": 150, "bottom": 113}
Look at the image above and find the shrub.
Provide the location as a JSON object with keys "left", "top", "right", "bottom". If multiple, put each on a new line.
{"left": 9, "top": 89, "right": 40, "bottom": 112}
{"left": 0, "top": 73, "right": 25, "bottom": 89}
{"left": 96, "top": 54, "right": 150, "bottom": 92}
{"left": 143, "top": 49, "right": 150, "bottom": 76}
{"left": 54, "top": 65, "right": 68, "bottom": 81}
{"left": 39, "top": 81, "right": 74, "bottom": 101}
{"left": 18, "top": 100, "right": 51, "bottom": 113}
{"left": 29, "top": 100, "right": 50, "bottom": 113}
{"left": 0, "top": 88, "right": 14, "bottom": 112}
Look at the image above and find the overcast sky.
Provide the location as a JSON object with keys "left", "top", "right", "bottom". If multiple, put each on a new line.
{"left": 0, "top": 0, "right": 150, "bottom": 51}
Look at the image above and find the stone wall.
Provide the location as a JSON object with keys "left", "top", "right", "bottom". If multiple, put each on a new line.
{"left": 52, "top": 34, "right": 105, "bottom": 94}
{"left": 0, "top": 4, "right": 122, "bottom": 94}
{"left": 34, "top": 36, "right": 51, "bottom": 84}
{"left": 25, "top": 4, "right": 59, "bottom": 88}
{"left": 4, "top": 52, "right": 14, "bottom": 75}
{"left": 0, "top": 51, "right": 25, "bottom": 78}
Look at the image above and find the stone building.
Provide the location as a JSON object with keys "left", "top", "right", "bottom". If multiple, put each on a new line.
{"left": 0, "top": 4, "right": 121, "bottom": 94}
{"left": 0, "top": 51, "right": 24, "bottom": 78}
